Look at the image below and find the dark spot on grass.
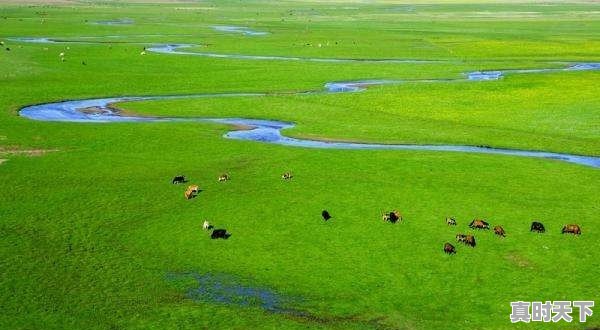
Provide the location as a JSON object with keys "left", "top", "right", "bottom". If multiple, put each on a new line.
{"left": 166, "top": 272, "right": 390, "bottom": 328}
{"left": 166, "top": 272, "right": 298, "bottom": 313}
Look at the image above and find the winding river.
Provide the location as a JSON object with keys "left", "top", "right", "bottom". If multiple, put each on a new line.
{"left": 11, "top": 36, "right": 600, "bottom": 168}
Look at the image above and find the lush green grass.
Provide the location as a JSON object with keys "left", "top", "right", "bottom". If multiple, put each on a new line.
{"left": 1, "top": 1, "right": 599, "bottom": 330}
{"left": 124, "top": 70, "right": 600, "bottom": 155}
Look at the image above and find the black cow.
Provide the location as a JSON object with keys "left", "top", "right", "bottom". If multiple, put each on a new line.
{"left": 530, "top": 221, "right": 545, "bottom": 233}
{"left": 211, "top": 229, "right": 230, "bottom": 239}
{"left": 387, "top": 211, "right": 401, "bottom": 223}
{"left": 172, "top": 175, "right": 186, "bottom": 184}
{"left": 322, "top": 210, "right": 331, "bottom": 221}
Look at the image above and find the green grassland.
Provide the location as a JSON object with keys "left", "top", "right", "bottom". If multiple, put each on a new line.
{"left": 1, "top": 1, "right": 599, "bottom": 329}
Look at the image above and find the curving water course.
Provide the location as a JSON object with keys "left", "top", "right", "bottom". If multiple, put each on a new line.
{"left": 11, "top": 36, "right": 600, "bottom": 168}
{"left": 212, "top": 25, "right": 269, "bottom": 36}
{"left": 9, "top": 37, "right": 438, "bottom": 63}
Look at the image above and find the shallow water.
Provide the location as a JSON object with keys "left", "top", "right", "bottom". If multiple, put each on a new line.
{"left": 11, "top": 36, "right": 600, "bottom": 168}
{"left": 19, "top": 94, "right": 600, "bottom": 168}
{"left": 166, "top": 272, "right": 300, "bottom": 313}
{"left": 91, "top": 18, "right": 134, "bottom": 25}
{"left": 9, "top": 36, "right": 436, "bottom": 63}
{"left": 145, "top": 43, "right": 437, "bottom": 63}
{"left": 212, "top": 25, "right": 269, "bottom": 36}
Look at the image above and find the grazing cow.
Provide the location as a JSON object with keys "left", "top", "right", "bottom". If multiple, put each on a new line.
{"left": 494, "top": 226, "right": 506, "bottom": 237}
{"left": 184, "top": 185, "right": 200, "bottom": 199}
{"left": 218, "top": 173, "right": 230, "bottom": 182}
{"left": 469, "top": 219, "right": 490, "bottom": 230}
{"left": 561, "top": 224, "right": 581, "bottom": 235}
{"left": 321, "top": 210, "right": 331, "bottom": 221}
{"left": 389, "top": 210, "right": 402, "bottom": 223}
{"left": 456, "top": 234, "right": 475, "bottom": 247}
{"left": 172, "top": 175, "right": 186, "bottom": 184}
{"left": 382, "top": 210, "right": 402, "bottom": 223}
{"left": 444, "top": 243, "right": 456, "bottom": 254}
{"left": 282, "top": 172, "right": 293, "bottom": 180}
{"left": 184, "top": 189, "right": 194, "bottom": 200}
{"left": 464, "top": 235, "right": 476, "bottom": 247}
{"left": 530, "top": 221, "right": 545, "bottom": 233}
{"left": 211, "top": 229, "right": 230, "bottom": 239}
{"left": 446, "top": 217, "right": 457, "bottom": 226}
{"left": 202, "top": 220, "right": 213, "bottom": 231}
{"left": 381, "top": 212, "right": 390, "bottom": 222}
{"left": 5, "top": 47, "right": 10, "bottom": 51}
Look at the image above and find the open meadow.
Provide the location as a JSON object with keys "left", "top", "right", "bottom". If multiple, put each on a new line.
{"left": 1, "top": 1, "right": 599, "bottom": 329}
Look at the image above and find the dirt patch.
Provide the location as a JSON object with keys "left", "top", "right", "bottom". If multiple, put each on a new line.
{"left": 504, "top": 252, "right": 534, "bottom": 269}
{"left": 0, "top": 0, "right": 197, "bottom": 3}
{"left": 79, "top": 107, "right": 106, "bottom": 115}
{"left": 0, "top": 147, "right": 57, "bottom": 157}
{"left": 229, "top": 124, "right": 254, "bottom": 131}
{"left": 104, "top": 102, "right": 144, "bottom": 117}
{"left": 79, "top": 106, "right": 111, "bottom": 115}
{"left": 0, "top": 0, "right": 76, "bottom": 3}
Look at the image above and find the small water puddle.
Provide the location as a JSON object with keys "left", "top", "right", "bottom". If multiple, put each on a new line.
{"left": 166, "top": 272, "right": 302, "bottom": 314}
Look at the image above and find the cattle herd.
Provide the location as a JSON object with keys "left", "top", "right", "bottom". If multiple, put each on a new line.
{"left": 172, "top": 172, "right": 288, "bottom": 240}
{"left": 170, "top": 173, "right": 583, "bottom": 251}
{"left": 443, "top": 219, "right": 582, "bottom": 255}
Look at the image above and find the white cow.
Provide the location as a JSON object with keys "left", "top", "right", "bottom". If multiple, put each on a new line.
{"left": 202, "top": 220, "right": 212, "bottom": 230}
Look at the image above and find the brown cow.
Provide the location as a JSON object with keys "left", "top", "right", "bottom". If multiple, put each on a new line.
{"left": 464, "top": 235, "right": 476, "bottom": 247}
{"left": 444, "top": 242, "right": 456, "bottom": 254}
{"left": 184, "top": 189, "right": 194, "bottom": 199}
{"left": 494, "top": 226, "right": 506, "bottom": 237}
{"left": 456, "top": 234, "right": 475, "bottom": 247}
{"left": 184, "top": 185, "right": 200, "bottom": 199}
{"left": 469, "top": 219, "right": 490, "bottom": 230}
{"left": 562, "top": 224, "right": 581, "bottom": 235}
